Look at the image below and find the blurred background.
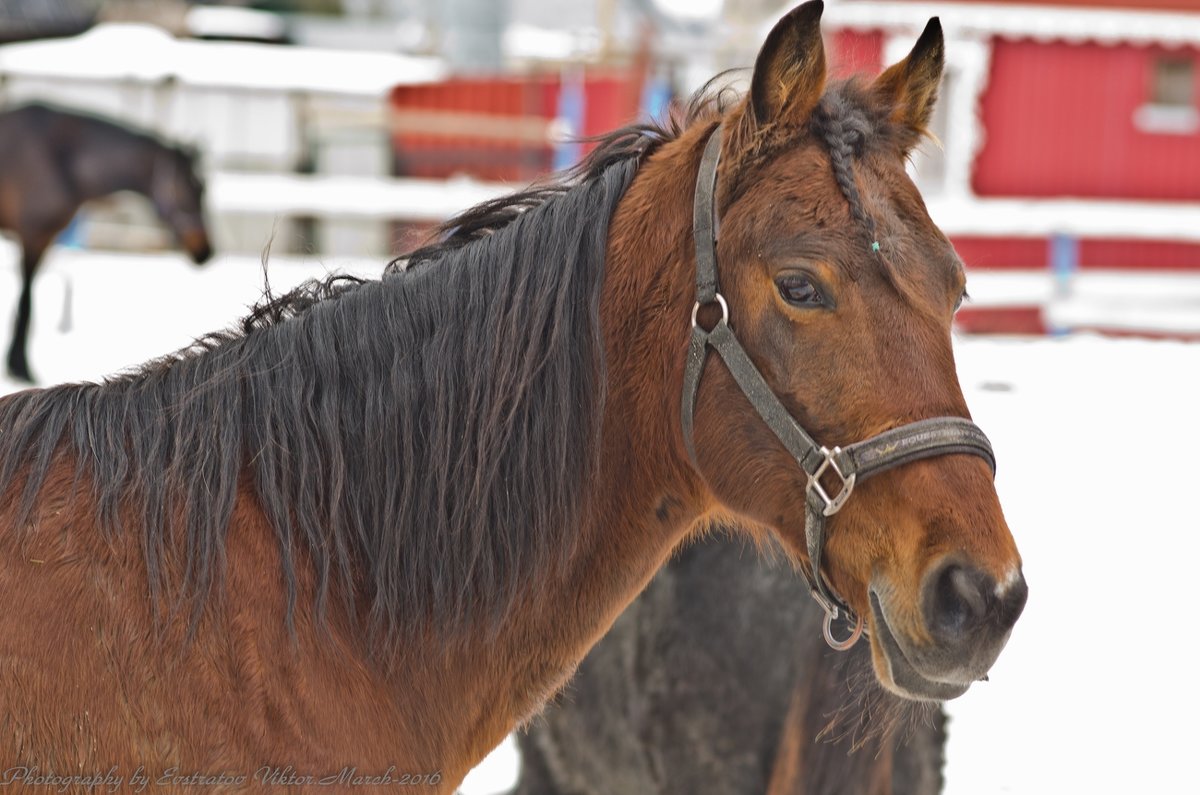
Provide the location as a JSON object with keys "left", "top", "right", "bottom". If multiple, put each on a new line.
{"left": 5, "top": 0, "right": 1200, "bottom": 339}
{"left": 2, "top": 1, "right": 1199, "bottom": 794}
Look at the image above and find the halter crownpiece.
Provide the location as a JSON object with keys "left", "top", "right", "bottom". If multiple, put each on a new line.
{"left": 680, "top": 124, "right": 998, "bottom": 651}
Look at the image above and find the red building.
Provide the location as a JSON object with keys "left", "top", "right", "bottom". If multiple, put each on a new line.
{"left": 827, "top": 1, "right": 1200, "bottom": 336}
{"left": 389, "top": 72, "right": 645, "bottom": 183}
{"left": 386, "top": 2, "right": 1200, "bottom": 337}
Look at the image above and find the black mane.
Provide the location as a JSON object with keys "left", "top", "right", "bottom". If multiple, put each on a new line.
{"left": 0, "top": 113, "right": 685, "bottom": 646}
{"left": 0, "top": 75, "right": 894, "bottom": 648}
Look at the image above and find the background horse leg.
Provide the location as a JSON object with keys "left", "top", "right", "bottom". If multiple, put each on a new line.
{"left": 7, "top": 234, "right": 50, "bottom": 382}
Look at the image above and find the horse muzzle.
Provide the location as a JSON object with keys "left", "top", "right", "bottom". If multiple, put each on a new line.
{"left": 180, "top": 228, "right": 213, "bottom": 265}
{"left": 868, "top": 562, "right": 1028, "bottom": 701}
{"left": 189, "top": 241, "right": 214, "bottom": 265}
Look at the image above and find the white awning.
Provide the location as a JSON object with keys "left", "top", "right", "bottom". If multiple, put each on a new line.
{"left": 818, "top": 1, "right": 1200, "bottom": 48}
{"left": 0, "top": 23, "right": 446, "bottom": 96}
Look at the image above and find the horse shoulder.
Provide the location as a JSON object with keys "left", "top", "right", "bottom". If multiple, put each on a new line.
{"left": 0, "top": 455, "right": 154, "bottom": 769}
{"left": 0, "top": 468, "right": 436, "bottom": 776}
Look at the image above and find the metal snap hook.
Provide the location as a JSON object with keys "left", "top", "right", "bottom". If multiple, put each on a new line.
{"left": 822, "top": 609, "right": 864, "bottom": 651}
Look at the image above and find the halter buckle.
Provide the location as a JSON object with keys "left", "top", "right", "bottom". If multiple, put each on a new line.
{"left": 807, "top": 446, "right": 856, "bottom": 517}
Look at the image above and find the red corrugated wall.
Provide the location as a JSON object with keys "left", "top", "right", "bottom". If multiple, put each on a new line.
{"left": 829, "top": 25, "right": 1200, "bottom": 335}
{"left": 829, "top": 29, "right": 884, "bottom": 77}
{"left": 951, "top": 236, "right": 1200, "bottom": 270}
{"left": 389, "top": 72, "right": 642, "bottom": 182}
{"left": 390, "top": 78, "right": 556, "bottom": 181}
{"left": 884, "top": 0, "right": 1200, "bottom": 10}
{"left": 973, "top": 39, "right": 1200, "bottom": 200}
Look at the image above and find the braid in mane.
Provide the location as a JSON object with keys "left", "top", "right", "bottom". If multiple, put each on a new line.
{"left": 811, "top": 92, "right": 880, "bottom": 253}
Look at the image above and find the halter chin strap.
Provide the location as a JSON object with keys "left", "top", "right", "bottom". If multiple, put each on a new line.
{"left": 681, "top": 124, "right": 997, "bottom": 651}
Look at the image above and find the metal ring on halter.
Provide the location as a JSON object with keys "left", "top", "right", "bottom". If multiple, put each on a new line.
{"left": 822, "top": 609, "right": 865, "bottom": 651}
{"left": 691, "top": 293, "right": 729, "bottom": 329}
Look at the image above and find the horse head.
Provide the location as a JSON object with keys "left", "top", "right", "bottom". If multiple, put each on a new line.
{"left": 151, "top": 143, "right": 213, "bottom": 265}
{"left": 685, "top": 1, "right": 1026, "bottom": 701}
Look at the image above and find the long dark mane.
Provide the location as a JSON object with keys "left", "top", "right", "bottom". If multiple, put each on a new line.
{"left": 0, "top": 76, "right": 902, "bottom": 649}
{"left": 0, "top": 111, "right": 690, "bottom": 647}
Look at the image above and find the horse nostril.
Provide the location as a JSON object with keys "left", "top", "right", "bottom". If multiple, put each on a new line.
{"left": 926, "top": 562, "right": 992, "bottom": 642}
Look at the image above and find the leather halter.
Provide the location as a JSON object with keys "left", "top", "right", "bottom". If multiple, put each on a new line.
{"left": 680, "top": 125, "right": 997, "bottom": 651}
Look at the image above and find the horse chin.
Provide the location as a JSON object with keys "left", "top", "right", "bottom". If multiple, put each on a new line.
{"left": 867, "top": 591, "right": 974, "bottom": 702}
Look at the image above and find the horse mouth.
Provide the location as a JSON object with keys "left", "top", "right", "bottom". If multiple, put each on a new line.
{"left": 868, "top": 591, "right": 973, "bottom": 702}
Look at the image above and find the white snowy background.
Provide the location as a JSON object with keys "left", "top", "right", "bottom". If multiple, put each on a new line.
{"left": 1, "top": 240, "right": 1197, "bottom": 794}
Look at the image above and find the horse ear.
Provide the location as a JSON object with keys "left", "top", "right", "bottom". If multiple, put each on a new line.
{"left": 871, "top": 18, "right": 945, "bottom": 149}
{"left": 748, "top": 0, "right": 828, "bottom": 128}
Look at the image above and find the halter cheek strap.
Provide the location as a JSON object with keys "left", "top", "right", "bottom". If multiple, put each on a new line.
{"left": 681, "top": 124, "right": 997, "bottom": 651}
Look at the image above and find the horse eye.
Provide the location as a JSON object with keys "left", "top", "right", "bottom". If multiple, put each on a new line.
{"left": 954, "top": 289, "right": 970, "bottom": 313}
{"left": 777, "top": 274, "right": 825, "bottom": 308}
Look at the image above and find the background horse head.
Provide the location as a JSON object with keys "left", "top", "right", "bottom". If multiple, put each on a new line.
{"left": 0, "top": 103, "right": 213, "bottom": 382}
{"left": 148, "top": 142, "right": 213, "bottom": 266}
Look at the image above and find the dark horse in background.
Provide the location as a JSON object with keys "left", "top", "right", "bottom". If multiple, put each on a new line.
{"left": 0, "top": 102, "right": 212, "bottom": 382}
{"left": 0, "top": 5, "right": 1024, "bottom": 790}
{"left": 515, "top": 535, "right": 947, "bottom": 795}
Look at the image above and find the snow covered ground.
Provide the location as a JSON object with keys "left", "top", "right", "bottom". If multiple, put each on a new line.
{"left": 2, "top": 242, "right": 1198, "bottom": 794}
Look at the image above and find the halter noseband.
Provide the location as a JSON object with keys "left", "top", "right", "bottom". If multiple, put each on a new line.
{"left": 681, "top": 125, "right": 997, "bottom": 651}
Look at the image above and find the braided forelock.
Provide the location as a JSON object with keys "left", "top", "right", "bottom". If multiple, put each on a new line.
{"left": 810, "top": 89, "right": 908, "bottom": 292}
{"left": 812, "top": 94, "right": 877, "bottom": 245}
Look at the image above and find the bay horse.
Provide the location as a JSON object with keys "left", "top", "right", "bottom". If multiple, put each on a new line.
{"left": 0, "top": 3, "right": 1024, "bottom": 791}
{"left": 514, "top": 534, "right": 947, "bottom": 795}
{"left": 0, "top": 102, "right": 213, "bottom": 383}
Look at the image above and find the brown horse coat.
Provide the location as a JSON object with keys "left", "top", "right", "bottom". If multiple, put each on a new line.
{"left": 0, "top": 4, "right": 1024, "bottom": 790}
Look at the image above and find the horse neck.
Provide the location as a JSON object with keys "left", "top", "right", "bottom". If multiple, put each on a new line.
{"left": 582, "top": 124, "right": 720, "bottom": 576}
{"left": 424, "top": 130, "right": 721, "bottom": 783}
{"left": 489, "top": 123, "right": 718, "bottom": 701}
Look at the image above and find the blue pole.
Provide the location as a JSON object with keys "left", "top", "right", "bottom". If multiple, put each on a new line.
{"left": 57, "top": 212, "right": 86, "bottom": 249}
{"left": 640, "top": 71, "right": 671, "bottom": 123}
{"left": 1047, "top": 232, "right": 1078, "bottom": 336}
{"left": 553, "top": 69, "right": 586, "bottom": 172}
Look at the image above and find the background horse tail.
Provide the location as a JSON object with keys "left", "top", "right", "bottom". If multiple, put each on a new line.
{"left": 512, "top": 534, "right": 945, "bottom": 795}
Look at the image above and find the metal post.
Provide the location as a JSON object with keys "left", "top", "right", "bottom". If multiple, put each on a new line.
{"left": 438, "top": 0, "right": 509, "bottom": 74}
{"left": 1048, "top": 232, "right": 1079, "bottom": 336}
